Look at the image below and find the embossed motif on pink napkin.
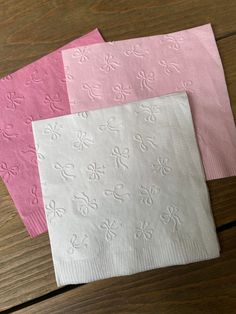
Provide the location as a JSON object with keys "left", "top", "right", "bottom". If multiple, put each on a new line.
{"left": 62, "top": 24, "right": 236, "bottom": 181}
{"left": 0, "top": 29, "right": 104, "bottom": 237}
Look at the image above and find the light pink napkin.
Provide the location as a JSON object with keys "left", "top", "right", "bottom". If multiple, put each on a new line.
{"left": 62, "top": 24, "right": 236, "bottom": 181}
{"left": 0, "top": 29, "right": 104, "bottom": 237}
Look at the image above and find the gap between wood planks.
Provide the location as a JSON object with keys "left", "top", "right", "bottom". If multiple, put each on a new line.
{"left": 2, "top": 221, "right": 236, "bottom": 314}
{"left": 216, "top": 30, "right": 236, "bottom": 41}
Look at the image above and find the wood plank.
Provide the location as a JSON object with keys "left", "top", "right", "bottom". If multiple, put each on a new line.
{"left": 207, "top": 35, "right": 236, "bottom": 227}
{"left": 208, "top": 178, "right": 236, "bottom": 227}
{"left": 12, "top": 227, "right": 236, "bottom": 314}
{"left": 0, "top": 182, "right": 57, "bottom": 312}
{"left": 0, "top": 0, "right": 236, "bottom": 311}
{"left": 1, "top": 0, "right": 236, "bottom": 77}
{"left": 217, "top": 35, "right": 236, "bottom": 118}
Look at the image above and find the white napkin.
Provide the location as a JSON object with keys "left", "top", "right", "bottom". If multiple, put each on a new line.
{"left": 32, "top": 92, "right": 219, "bottom": 286}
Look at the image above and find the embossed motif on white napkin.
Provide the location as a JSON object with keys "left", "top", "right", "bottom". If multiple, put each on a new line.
{"left": 32, "top": 92, "right": 219, "bottom": 286}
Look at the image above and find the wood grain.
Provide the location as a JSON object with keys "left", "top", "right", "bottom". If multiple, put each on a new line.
{"left": 0, "top": 184, "right": 57, "bottom": 312}
{"left": 0, "top": 0, "right": 236, "bottom": 77}
{"left": 217, "top": 35, "right": 236, "bottom": 119}
{"left": 208, "top": 178, "right": 236, "bottom": 227}
{"left": 12, "top": 228, "right": 236, "bottom": 314}
{"left": 0, "top": 0, "right": 235, "bottom": 312}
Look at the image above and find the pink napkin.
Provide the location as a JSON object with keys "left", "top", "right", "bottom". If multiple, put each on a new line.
{"left": 0, "top": 29, "right": 104, "bottom": 237}
{"left": 62, "top": 24, "right": 236, "bottom": 181}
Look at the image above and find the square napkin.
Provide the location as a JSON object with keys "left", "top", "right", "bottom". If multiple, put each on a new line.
{"left": 62, "top": 23, "right": 236, "bottom": 181}
{"left": 33, "top": 92, "right": 220, "bottom": 286}
{"left": 0, "top": 29, "right": 104, "bottom": 237}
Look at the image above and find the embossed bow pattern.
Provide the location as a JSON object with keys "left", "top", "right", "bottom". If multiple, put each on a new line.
{"left": 0, "top": 162, "right": 19, "bottom": 182}
{"left": 139, "top": 185, "right": 160, "bottom": 206}
{"left": 112, "top": 83, "right": 132, "bottom": 101}
{"left": 31, "top": 185, "right": 38, "bottom": 205}
{"left": 160, "top": 205, "right": 181, "bottom": 232}
{"left": 160, "top": 34, "right": 184, "bottom": 50}
{"left": 100, "top": 54, "right": 120, "bottom": 72}
{"left": 137, "top": 70, "right": 155, "bottom": 90}
{"left": 176, "top": 80, "right": 193, "bottom": 93}
{"left": 135, "top": 103, "right": 160, "bottom": 123}
{"left": 5, "top": 92, "right": 24, "bottom": 110}
{"left": 82, "top": 83, "right": 101, "bottom": 101}
{"left": 133, "top": 134, "right": 157, "bottom": 152}
{"left": 44, "top": 123, "right": 62, "bottom": 141}
{"left": 104, "top": 183, "right": 130, "bottom": 202}
{"left": 159, "top": 60, "right": 180, "bottom": 75}
{"left": 61, "top": 66, "right": 74, "bottom": 83}
{"left": 54, "top": 162, "right": 75, "bottom": 180}
{"left": 87, "top": 162, "right": 105, "bottom": 180}
{"left": 46, "top": 200, "right": 65, "bottom": 223}
{"left": 99, "top": 117, "right": 122, "bottom": 133}
{"left": 77, "top": 111, "right": 88, "bottom": 119}
{"left": 35, "top": 144, "right": 46, "bottom": 161}
{"left": 1, "top": 74, "right": 12, "bottom": 81}
{"left": 152, "top": 157, "right": 172, "bottom": 176}
{"left": 74, "top": 192, "right": 98, "bottom": 216}
{"left": 124, "top": 44, "right": 148, "bottom": 57}
{"left": 68, "top": 234, "right": 88, "bottom": 254}
{"left": 100, "top": 218, "right": 120, "bottom": 242}
{"left": 21, "top": 144, "right": 45, "bottom": 164}
{"left": 72, "top": 47, "right": 89, "bottom": 63}
{"left": 44, "top": 94, "right": 62, "bottom": 112}
{"left": 0, "top": 124, "right": 18, "bottom": 140}
{"left": 24, "top": 115, "right": 42, "bottom": 133}
{"left": 135, "top": 221, "right": 153, "bottom": 240}
{"left": 24, "top": 69, "right": 47, "bottom": 86}
{"left": 73, "top": 130, "right": 94, "bottom": 151}
{"left": 111, "top": 146, "right": 129, "bottom": 169}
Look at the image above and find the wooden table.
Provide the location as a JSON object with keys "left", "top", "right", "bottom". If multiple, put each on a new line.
{"left": 0, "top": 1, "right": 236, "bottom": 313}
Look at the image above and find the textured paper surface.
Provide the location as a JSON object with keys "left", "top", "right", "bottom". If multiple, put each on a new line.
{"left": 33, "top": 92, "right": 219, "bottom": 286}
{"left": 62, "top": 24, "right": 236, "bottom": 181}
{"left": 0, "top": 29, "right": 104, "bottom": 236}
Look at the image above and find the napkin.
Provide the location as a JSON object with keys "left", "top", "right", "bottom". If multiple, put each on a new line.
{"left": 0, "top": 29, "right": 104, "bottom": 237}
{"left": 32, "top": 92, "right": 220, "bottom": 286}
{"left": 62, "top": 24, "right": 236, "bottom": 181}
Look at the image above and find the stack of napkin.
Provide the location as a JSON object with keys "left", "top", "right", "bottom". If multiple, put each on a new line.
{"left": 1, "top": 24, "right": 235, "bottom": 286}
